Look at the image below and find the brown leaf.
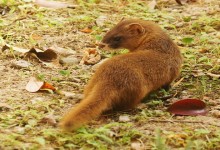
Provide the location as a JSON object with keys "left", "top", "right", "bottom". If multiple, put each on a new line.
{"left": 26, "top": 48, "right": 58, "bottom": 62}
{"left": 2, "top": 44, "right": 29, "bottom": 53}
{"left": 80, "top": 48, "right": 101, "bottom": 65}
{"left": 41, "top": 82, "right": 56, "bottom": 91}
{"left": 24, "top": 48, "right": 61, "bottom": 68}
{"left": 80, "top": 27, "right": 93, "bottom": 33}
{"left": 31, "top": 34, "right": 43, "bottom": 40}
{"left": 26, "top": 77, "right": 44, "bottom": 93}
{"left": 168, "top": 99, "right": 208, "bottom": 116}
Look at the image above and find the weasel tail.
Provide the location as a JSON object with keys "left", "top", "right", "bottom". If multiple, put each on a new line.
{"left": 60, "top": 84, "right": 115, "bottom": 130}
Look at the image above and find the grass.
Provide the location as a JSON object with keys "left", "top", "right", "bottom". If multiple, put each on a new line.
{"left": 0, "top": 0, "right": 220, "bottom": 149}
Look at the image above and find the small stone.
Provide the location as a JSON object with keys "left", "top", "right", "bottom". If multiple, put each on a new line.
{"left": 119, "top": 115, "right": 131, "bottom": 122}
{"left": 131, "top": 141, "right": 144, "bottom": 150}
{"left": 30, "top": 97, "right": 44, "bottom": 104}
{"left": 11, "top": 60, "right": 32, "bottom": 69}
{"left": 40, "top": 114, "right": 57, "bottom": 126}
{"left": 96, "top": 15, "right": 107, "bottom": 27}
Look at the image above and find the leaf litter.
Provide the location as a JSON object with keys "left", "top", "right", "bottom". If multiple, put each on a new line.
{"left": 0, "top": 0, "right": 220, "bottom": 149}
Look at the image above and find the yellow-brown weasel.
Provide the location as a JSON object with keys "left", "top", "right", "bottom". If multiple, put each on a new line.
{"left": 60, "top": 19, "right": 183, "bottom": 130}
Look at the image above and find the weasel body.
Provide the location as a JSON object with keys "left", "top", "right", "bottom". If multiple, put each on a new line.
{"left": 60, "top": 19, "right": 182, "bottom": 130}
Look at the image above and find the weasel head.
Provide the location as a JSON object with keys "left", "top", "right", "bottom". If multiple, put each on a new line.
{"left": 99, "top": 19, "right": 150, "bottom": 51}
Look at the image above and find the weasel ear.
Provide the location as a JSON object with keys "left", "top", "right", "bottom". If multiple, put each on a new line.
{"left": 125, "top": 23, "right": 145, "bottom": 36}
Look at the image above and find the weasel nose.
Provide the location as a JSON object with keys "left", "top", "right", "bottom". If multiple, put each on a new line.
{"left": 98, "top": 43, "right": 106, "bottom": 49}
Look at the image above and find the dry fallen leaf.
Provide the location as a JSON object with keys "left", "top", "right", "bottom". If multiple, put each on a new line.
{"left": 41, "top": 82, "right": 56, "bottom": 91}
{"left": 31, "top": 34, "right": 43, "bottom": 40}
{"left": 26, "top": 77, "right": 44, "bottom": 93}
{"left": 25, "top": 48, "right": 58, "bottom": 62}
{"left": 80, "top": 48, "right": 101, "bottom": 65}
{"left": 80, "top": 27, "right": 93, "bottom": 33}
{"left": 25, "top": 48, "right": 61, "bottom": 68}
{"left": 26, "top": 77, "right": 56, "bottom": 93}
{"left": 2, "top": 44, "right": 29, "bottom": 53}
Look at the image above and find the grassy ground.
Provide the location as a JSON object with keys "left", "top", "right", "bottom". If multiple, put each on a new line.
{"left": 0, "top": 0, "right": 220, "bottom": 149}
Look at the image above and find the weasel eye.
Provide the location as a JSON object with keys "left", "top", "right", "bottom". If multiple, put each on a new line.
{"left": 113, "top": 36, "right": 121, "bottom": 42}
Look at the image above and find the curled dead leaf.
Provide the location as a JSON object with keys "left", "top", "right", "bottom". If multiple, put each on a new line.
{"left": 26, "top": 77, "right": 56, "bottom": 93}
{"left": 41, "top": 82, "right": 56, "bottom": 91}
{"left": 26, "top": 77, "right": 44, "bottom": 93}
{"left": 24, "top": 48, "right": 60, "bottom": 68}
{"left": 25, "top": 48, "right": 58, "bottom": 62}
{"left": 80, "top": 27, "right": 93, "bottom": 33}
{"left": 2, "top": 44, "right": 29, "bottom": 53}
{"left": 80, "top": 48, "right": 101, "bottom": 65}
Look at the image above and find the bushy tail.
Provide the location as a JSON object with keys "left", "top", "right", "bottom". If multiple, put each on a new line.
{"left": 60, "top": 85, "right": 114, "bottom": 131}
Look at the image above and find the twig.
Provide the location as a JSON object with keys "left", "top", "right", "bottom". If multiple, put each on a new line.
{"left": 172, "top": 77, "right": 184, "bottom": 88}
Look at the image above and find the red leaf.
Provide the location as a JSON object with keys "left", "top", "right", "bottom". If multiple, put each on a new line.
{"left": 41, "top": 82, "right": 56, "bottom": 91}
{"left": 80, "top": 27, "right": 93, "bottom": 33}
{"left": 167, "top": 99, "right": 208, "bottom": 116}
